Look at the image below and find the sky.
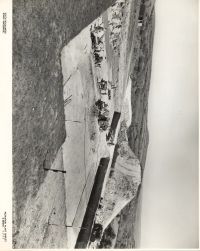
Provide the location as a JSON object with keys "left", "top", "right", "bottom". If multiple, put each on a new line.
{"left": 139, "top": 0, "right": 198, "bottom": 248}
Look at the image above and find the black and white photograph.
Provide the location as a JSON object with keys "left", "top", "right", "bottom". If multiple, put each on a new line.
{"left": 0, "top": 0, "right": 198, "bottom": 249}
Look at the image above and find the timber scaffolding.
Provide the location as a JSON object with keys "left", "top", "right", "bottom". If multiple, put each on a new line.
{"left": 75, "top": 157, "right": 110, "bottom": 248}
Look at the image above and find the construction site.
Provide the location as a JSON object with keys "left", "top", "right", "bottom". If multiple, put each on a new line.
{"left": 13, "top": 0, "right": 155, "bottom": 248}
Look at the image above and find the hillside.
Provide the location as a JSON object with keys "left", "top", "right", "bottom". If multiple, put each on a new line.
{"left": 115, "top": 5, "right": 155, "bottom": 248}
{"left": 13, "top": 0, "right": 116, "bottom": 247}
{"left": 85, "top": 0, "right": 155, "bottom": 248}
{"left": 13, "top": 0, "right": 155, "bottom": 248}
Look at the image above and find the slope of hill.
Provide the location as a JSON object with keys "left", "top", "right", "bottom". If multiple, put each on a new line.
{"left": 115, "top": 5, "right": 155, "bottom": 248}
{"left": 86, "top": 1, "right": 155, "bottom": 247}
{"left": 13, "top": 0, "right": 155, "bottom": 248}
{"left": 13, "top": 0, "right": 116, "bottom": 247}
